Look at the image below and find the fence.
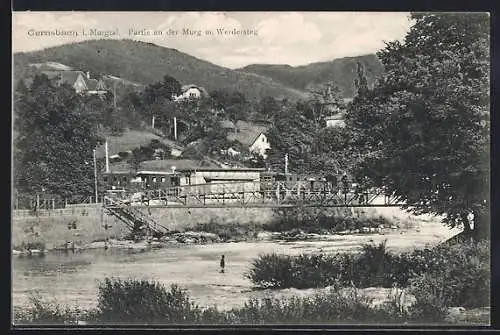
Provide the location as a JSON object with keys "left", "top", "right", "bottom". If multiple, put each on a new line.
{"left": 12, "top": 206, "right": 101, "bottom": 218}
{"left": 12, "top": 194, "right": 104, "bottom": 213}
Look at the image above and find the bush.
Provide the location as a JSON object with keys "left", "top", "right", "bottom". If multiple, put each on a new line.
{"left": 264, "top": 213, "right": 391, "bottom": 234}
{"left": 245, "top": 253, "right": 294, "bottom": 288}
{"left": 407, "top": 240, "right": 490, "bottom": 308}
{"left": 354, "top": 240, "right": 396, "bottom": 287}
{"left": 190, "top": 220, "right": 261, "bottom": 241}
{"left": 229, "top": 286, "right": 378, "bottom": 324}
{"left": 246, "top": 240, "right": 490, "bottom": 309}
{"left": 15, "top": 241, "right": 46, "bottom": 251}
{"left": 407, "top": 274, "right": 449, "bottom": 322}
{"left": 96, "top": 278, "right": 201, "bottom": 323}
{"left": 15, "top": 279, "right": 453, "bottom": 325}
{"left": 246, "top": 241, "right": 393, "bottom": 289}
{"left": 15, "top": 293, "right": 87, "bottom": 325}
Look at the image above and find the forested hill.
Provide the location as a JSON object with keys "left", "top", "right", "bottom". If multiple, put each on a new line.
{"left": 13, "top": 39, "right": 308, "bottom": 101}
{"left": 237, "top": 54, "right": 385, "bottom": 98}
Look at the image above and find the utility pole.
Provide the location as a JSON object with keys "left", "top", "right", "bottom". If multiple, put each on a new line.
{"left": 173, "top": 116, "right": 177, "bottom": 141}
{"left": 284, "top": 153, "right": 289, "bottom": 174}
{"left": 93, "top": 148, "right": 98, "bottom": 204}
{"left": 113, "top": 81, "right": 117, "bottom": 109}
{"left": 105, "top": 140, "right": 110, "bottom": 173}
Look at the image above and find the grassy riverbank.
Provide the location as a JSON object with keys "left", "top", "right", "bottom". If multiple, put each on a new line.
{"left": 13, "top": 276, "right": 488, "bottom": 325}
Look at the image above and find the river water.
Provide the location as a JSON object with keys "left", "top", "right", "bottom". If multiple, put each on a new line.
{"left": 12, "top": 219, "right": 460, "bottom": 317}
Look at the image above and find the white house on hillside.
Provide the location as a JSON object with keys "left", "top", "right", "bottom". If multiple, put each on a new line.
{"left": 174, "top": 84, "right": 208, "bottom": 101}
{"left": 325, "top": 113, "right": 346, "bottom": 128}
{"left": 227, "top": 120, "right": 271, "bottom": 158}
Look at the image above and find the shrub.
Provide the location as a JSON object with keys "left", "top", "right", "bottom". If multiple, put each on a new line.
{"left": 407, "top": 240, "right": 490, "bottom": 308}
{"left": 246, "top": 239, "right": 490, "bottom": 309}
{"left": 15, "top": 241, "right": 46, "bottom": 251}
{"left": 15, "top": 280, "right": 454, "bottom": 325}
{"left": 96, "top": 278, "right": 201, "bottom": 323}
{"left": 245, "top": 253, "right": 294, "bottom": 288}
{"left": 353, "top": 240, "right": 396, "bottom": 287}
{"left": 229, "top": 286, "right": 376, "bottom": 324}
{"left": 15, "top": 293, "right": 88, "bottom": 325}
{"left": 407, "top": 274, "right": 449, "bottom": 322}
{"left": 264, "top": 213, "right": 391, "bottom": 234}
{"left": 190, "top": 221, "right": 261, "bottom": 241}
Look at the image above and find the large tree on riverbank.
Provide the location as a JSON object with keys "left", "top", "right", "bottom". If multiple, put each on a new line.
{"left": 344, "top": 13, "right": 490, "bottom": 239}
{"left": 14, "top": 74, "right": 103, "bottom": 199}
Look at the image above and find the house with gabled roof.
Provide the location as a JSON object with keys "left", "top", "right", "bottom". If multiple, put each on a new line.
{"left": 173, "top": 84, "right": 208, "bottom": 101}
{"left": 227, "top": 120, "right": 271, "bottom": 158}
{"left": 40, "top": 70, "right": 108, "bottom": 96}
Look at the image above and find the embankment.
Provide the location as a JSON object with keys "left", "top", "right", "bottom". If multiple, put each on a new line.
{"left": 11, "top": 206, "right": 276, "bottom": 249}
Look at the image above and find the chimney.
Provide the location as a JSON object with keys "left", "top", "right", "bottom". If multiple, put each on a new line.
{"left": 86, "top": 71, "right": 90, "bottom": 79}
{"left": 105, "top": 140, "right": 110, "bottom": 173}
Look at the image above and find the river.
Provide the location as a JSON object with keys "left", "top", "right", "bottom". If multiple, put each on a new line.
{"left": 12, "top": 219, "right": 460, "bottom": 317}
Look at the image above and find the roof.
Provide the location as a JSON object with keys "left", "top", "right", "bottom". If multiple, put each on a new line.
{"left": 86, "top": 79, "right": 99, "bottom": 91}
{"left": 325, "top": 113, "right": 344, "bottom": 121}
{"left": 40, "top": 70, "right": 62, "bottom": 80}
{"left": 95, "top": 130, "right": 184, "bottom": 159}
{"left": 140, "top": 159, "right": 217, "bottom": 171}
{"left": 227, "top": 120, "right": 270, "bottom": 147}
{"left": 107, "top": 159, "right": 216, "bottom": 173}
{"left": 107, "top": 159, "right": 264, "bottom": 174}
{"left": 180, "top": 84, "right": 208, "bottom": 96}
{"left": 59, "top": 71, "right": 86, "bottom": 86}
{"left": 219, "top": 120, "right": 236, "bottom": 129}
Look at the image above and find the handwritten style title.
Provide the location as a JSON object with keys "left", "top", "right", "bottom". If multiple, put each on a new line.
{"left": 128, "top": 28, "right": 259, "bottom": 37}
{"left": 26, "top": 27, "right": 259, "bottom": 39}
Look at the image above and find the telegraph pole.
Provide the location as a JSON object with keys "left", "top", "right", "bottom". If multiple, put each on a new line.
{"left": 173, "top": 116, "right": 177, "bottom": 141}
{"left": 93, "top": 148, "right": 98, "bottom": 204}
{"left": 113, "top": 81, "right": 117, "bottom": 109}
{"left": 284, "top": 153, "right": 289, "bottom": 174}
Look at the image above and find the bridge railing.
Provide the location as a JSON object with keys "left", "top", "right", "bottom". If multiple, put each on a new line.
{"left": 99, "top": 181, "right": 401, "bottom": 207}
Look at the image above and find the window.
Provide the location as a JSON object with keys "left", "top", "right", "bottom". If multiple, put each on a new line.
{"left": 122, "top": 176, "right": 127, "bottom": 182}
{"left": 161, "top": 177, "right": 166, "bottom": 183}
{"left": 113, "top": 176, "right": 118, "bottom": 182}
{"left": 262, "top": 137, "right": 265, "bottom": 142}
{"left": 103, "top": 176, "right": 108, "bottom": 182}
{"left": 152, "top": 177, "right": 157, "bottom": 183}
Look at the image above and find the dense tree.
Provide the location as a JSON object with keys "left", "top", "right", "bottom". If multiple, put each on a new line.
{"left": 307, "top": 82, "right": 345, "bottom": 126}
{"left": 259, "top": 96, "right": 281, "bottom": 120}
{"left": 14, "top": 74, "right": 103, "bottom": 198}
{"left": 353, "top": 61, "right": 370, "bottom": 97}
{"left": 209, "top": 89, "right": 253, "bottom": 125}
{"left": 266, "top": 100, "right": 319, "bottom": 173}
{"left": 139, "top": 75, "right": 182, "bottom": 132}
{"left": 143, "top": 75, "right": 182, "bottom": 104}
{"left": 344, "top": 13, "right": 490, "bottom": 239}
{"left": 116, "top": 87, "right": 145, "bottom": 130}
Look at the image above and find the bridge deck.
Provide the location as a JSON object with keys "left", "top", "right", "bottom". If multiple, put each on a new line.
{"left": 104, "top": 181, "right": 405, "bottom": 209}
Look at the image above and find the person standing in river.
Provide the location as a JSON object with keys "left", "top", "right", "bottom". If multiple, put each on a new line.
{"left": 220, "top": 255, "right": 225, "bottom": 273}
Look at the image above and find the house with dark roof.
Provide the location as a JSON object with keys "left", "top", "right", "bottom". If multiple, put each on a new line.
{"left": 41, "top": 70, "right": 108, "bottom": 96}
{"left": 103, "top": 158, "right": 264, "bottom": 192}
{"left": 227, "top": 120, "right": 271, "bottom": 158}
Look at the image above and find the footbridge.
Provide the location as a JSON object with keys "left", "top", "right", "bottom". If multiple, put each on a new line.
{"left": 102, "top": 181, "right": 406, "bottom": 233}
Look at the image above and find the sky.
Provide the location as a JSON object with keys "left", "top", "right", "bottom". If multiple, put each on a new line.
{"left": 12, "top": 12, "right": 414, "bottom": 69}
